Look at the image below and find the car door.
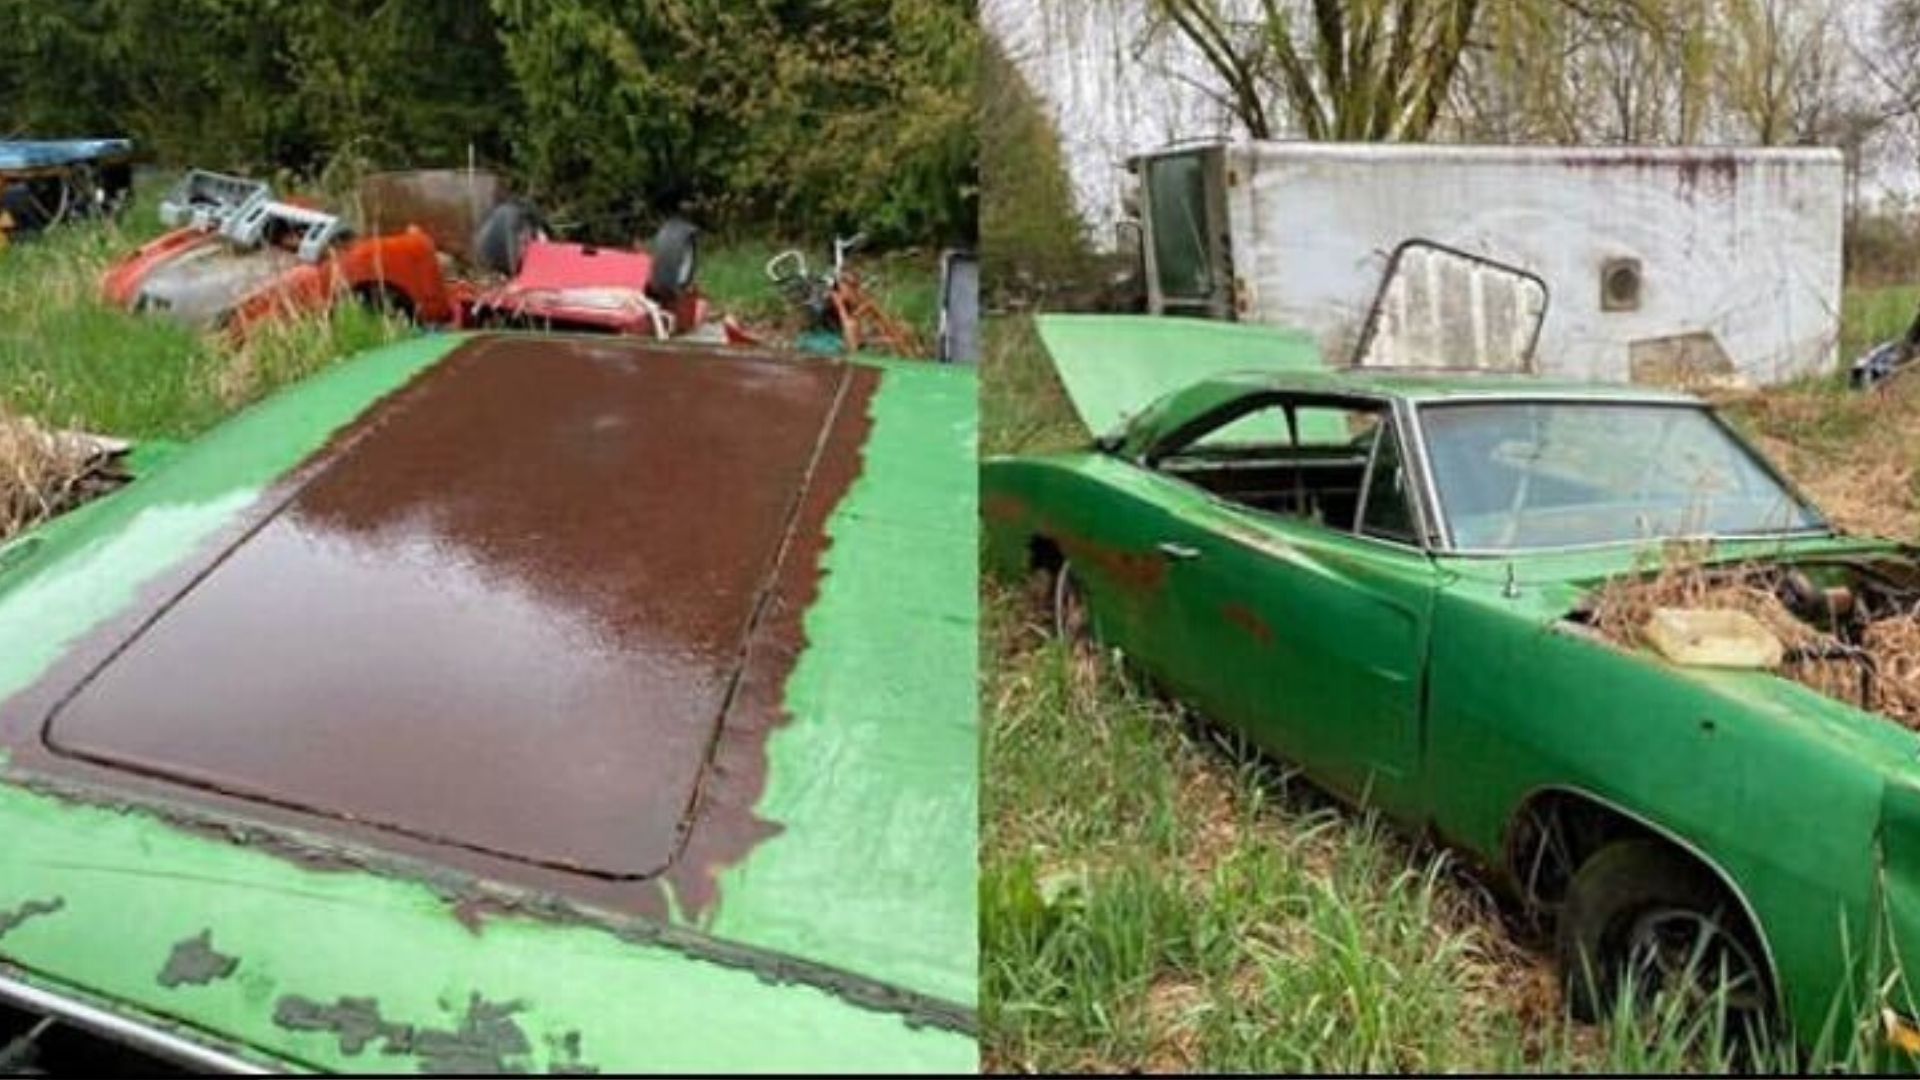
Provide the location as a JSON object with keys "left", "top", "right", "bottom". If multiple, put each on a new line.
{"left": 1137, "top": 396, "right": 1441, "bottom": 819}
{"left": 1030, "top": 458, "right": 1196, "bottom": 685}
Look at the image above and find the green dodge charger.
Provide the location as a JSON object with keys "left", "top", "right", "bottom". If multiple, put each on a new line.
{"left": 984, "top": 314, "right": 1920, "bottom": 1054}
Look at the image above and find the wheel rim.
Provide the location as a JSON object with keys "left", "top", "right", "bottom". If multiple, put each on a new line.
{"left": 1623, "top": 907, "right": 1769, "bottom": 1021}
{"left": 25, "top": 178, "right": 72, "bottom": 229}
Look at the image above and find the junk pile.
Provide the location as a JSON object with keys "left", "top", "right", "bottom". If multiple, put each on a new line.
{"left": 102, "top": 169, "right": 709, "bottom": 341}
{"left": 765, "top": 233, "right": 926, "bottom": 358}
{"left": 1584, "top": 548, "right": 1920, "bottom": 727}
{"left": 0, "top": 411, "right": 128, "bottom": 542}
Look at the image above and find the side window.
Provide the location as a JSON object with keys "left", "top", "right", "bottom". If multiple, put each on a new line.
{"left": 1360, "top": 424, "right": 1419, "bottom": 544}
{"left": 1192, "top": 403, "right": 1373, "bottom": 451}
{"left": 1154, "top": 396, "right": 1387, "bottom": 531}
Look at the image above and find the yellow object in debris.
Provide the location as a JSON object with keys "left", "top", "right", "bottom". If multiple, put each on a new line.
{"left": 1644, "top": 607, "right": 1785, "bottom": 669}
{"left": 0, "top": 209, "right": 12, "bottom": 250}
{"left": 1885, "top": 1009, "right": 1920, "bottom": 1056}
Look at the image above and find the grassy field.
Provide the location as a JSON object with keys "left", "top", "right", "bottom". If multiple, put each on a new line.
{"left": 0, "top": 185, "right": 405, "bottom": 442}
{"left": 978, "top": 307, "right": 1919, "bottom": 1073}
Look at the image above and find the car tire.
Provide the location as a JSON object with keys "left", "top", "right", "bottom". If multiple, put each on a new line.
{"left": 1557, "top": 839, "right": 1772, "bottom": 1032}
{"left": 352, "top": 283, "right": 415, "bottom": 323}
{"left": 647, "top": 217, "right": 699, "bottom": 301}
{"left": 473, "top": 200, "right": 542, "bottom": 277}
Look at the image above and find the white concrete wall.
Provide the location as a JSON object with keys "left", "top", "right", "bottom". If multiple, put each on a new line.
{"left": 1221, "top": 143, "right": 1846, "bottom": 385}
{"left": 981, "top": 0, "right": 1240, "bottom": 247}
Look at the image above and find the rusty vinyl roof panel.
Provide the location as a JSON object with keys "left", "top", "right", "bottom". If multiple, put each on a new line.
{"left": 40, "top": 336, "right": 860, "bottom": 877}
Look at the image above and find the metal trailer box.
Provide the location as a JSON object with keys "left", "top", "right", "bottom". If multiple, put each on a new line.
{"left": 1133, "top": 140, "right": 1846, "bottom": 387}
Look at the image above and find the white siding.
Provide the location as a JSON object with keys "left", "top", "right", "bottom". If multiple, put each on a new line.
{"left": 1222, "top": 143, "right": 1846, "bottom": 385}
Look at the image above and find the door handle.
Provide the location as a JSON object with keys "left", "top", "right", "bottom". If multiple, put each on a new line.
{"left": 1156, "top": 541, "right": 1201, "bottom": 561}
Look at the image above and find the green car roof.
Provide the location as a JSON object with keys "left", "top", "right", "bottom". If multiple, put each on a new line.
{"left": 0, "top": 333, "right": 977, "bottom": 1072}
{"left": 1034, "top": 313, "right": 1702, "bottom": 450}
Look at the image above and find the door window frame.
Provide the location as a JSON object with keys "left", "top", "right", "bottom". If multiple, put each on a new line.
{"left": 1138, "top": 389, "right": 1441, "bottom": 554}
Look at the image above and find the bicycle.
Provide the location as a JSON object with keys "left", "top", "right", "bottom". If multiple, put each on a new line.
{"left": 765, "top": 233, "right": 924, "bottom": 358}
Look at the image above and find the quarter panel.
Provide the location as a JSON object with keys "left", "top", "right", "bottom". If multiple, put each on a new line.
{"left": 1424, "top": 579, "right": 1887, "bottom": 1030}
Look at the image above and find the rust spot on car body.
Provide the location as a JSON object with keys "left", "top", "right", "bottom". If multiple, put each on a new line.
{"left": 981, "top": 492, "right": 1028, "bottom": 525}
{"left": 1220, "top": 602, "right": 1274, "bottom": 647}
{"left": 0, "top": 336, "right": 878, "bottom": 924}
{"left": 1054, "top": 531, "right": 1168, "bottom": 595}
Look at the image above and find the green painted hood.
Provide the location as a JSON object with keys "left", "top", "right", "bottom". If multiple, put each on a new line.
{"left": 1035, "top": 313, "right": 1322, "bottom": 439}
{"left": 0, "top": 334, "right": 978, "bottom": 1072}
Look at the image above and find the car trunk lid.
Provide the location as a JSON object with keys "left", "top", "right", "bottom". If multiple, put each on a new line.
{"left": 1034, "top": 313, "right": 1322, "bottom": 439}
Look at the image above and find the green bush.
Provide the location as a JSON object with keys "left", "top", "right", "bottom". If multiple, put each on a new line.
{"left": 493, "top": 0, "right": 976, "bottom": 244}
{"left": 0, "top": 0, "right": 973, "bottom": 245}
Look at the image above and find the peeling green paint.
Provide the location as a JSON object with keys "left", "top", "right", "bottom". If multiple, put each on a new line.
{"left": 158, "top": 930, "right": 238, "bottom": 988}
{"left": 0, "top": 897, "right": 62, "bottom": 940}
{"left": 0, "top": 778, "right": 970, "bottom": 1071}
{"left": 711, "top": 358, "right": 978, "bottom": 1008}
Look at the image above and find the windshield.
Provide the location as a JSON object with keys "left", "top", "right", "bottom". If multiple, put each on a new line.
{"left": 1420, "top": 401, "right": 1825, "bottom": 551}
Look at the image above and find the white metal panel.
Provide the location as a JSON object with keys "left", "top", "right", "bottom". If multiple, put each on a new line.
{"left": 1223, "top": 142, "right": 1845, "bottom": 387}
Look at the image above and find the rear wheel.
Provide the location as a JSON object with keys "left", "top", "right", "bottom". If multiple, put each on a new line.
{"left": 1558, "top": 839, "right": 1773, "bottom": 1039}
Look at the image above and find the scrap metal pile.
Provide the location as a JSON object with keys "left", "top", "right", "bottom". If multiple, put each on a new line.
{"left": 97, "top": 168, "right": 714, "bottom": 338}
{"left": 1585, "top": 550, "right": 1920, "bottom": 727}
{"left": 100, "top": 168, "right": 709, "bottom": 341}
{"left": 91, "top": 167, "right": 974, "bottom": 361}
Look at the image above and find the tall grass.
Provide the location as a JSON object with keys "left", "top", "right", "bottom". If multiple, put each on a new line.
{"left": 0, "top": 180, "right": 406, "bottom": 442}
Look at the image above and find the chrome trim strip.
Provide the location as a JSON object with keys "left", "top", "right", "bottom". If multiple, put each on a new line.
{"left": 1442, "top": 528, "right": 1836, "bottom": 560}
{"left": 1397, "top": 388, "right": 1700, "bottom": 406}
{"left": 1402, "top": 401, "right": 1452, "bottom": 550}
{"left": 0, "top": 970, "right": 275, "bottom": 1074}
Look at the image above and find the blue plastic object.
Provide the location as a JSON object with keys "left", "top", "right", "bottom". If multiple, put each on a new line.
{"left": 0, "top": 139, "right": 134, "bottom": 172}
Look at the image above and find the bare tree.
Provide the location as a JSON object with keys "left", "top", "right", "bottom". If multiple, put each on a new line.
{"left": 1452, "top": 0, "right": 1717, "bottom": 146}
{"left": 1151, "top": 0, "right": 1482, "bottom": 141}
{"left": 1718, "top": 0, "right": 1842, "bottom": 145}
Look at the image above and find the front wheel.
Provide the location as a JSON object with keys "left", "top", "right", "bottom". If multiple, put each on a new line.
{"left": 1557, "top": 839, "right": 1773, "bottom": 1039}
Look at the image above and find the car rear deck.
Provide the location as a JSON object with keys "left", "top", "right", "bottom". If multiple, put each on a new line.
{"left": 0, "top": 333, "right": 977, "bottom": 1071}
